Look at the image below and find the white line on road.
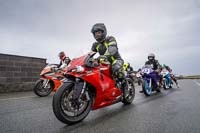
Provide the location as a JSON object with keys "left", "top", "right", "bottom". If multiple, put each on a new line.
{"left": 193, "top": 80, "right": 200, "bottom": 87}
{"left": 0, "top": 96, "right": 35, "bottom": 101}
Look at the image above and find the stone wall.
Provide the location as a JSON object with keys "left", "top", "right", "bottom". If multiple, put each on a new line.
{"left": 0, "top": 53, "right": 46, "bottom": 92}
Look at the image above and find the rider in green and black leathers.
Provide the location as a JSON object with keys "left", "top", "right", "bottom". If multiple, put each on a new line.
{"left": 91, "top": 23, "right": 124, "bottom": 81}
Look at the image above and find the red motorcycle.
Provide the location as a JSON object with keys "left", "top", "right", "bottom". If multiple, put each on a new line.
{"left": 52, "top": 52, "right": 135, "bottom": 124}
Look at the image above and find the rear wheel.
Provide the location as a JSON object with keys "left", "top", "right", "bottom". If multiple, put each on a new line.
{"left": 33, "top": 79, "right": 53, "bottom": 97}
{"left": 52, "top": 83, "right": 93, "bottom": 124}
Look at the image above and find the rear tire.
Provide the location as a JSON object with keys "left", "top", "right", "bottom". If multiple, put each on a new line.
{"left": 122, "top": 79, "right": 135, "bottom": 105}
{"left": 33, "top": 79, "right": 53, "bottom": 97}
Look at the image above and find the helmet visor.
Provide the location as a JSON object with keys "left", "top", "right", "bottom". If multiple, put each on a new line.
{"left": 148, "top": 56, "right": 154, "bottom": 60}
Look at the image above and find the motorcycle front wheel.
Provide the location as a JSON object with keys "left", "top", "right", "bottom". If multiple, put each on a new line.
{"left": 142, "top": 80, "right": 152, "bottom": 96}
{"left": 33, "top": 79, "right": 53, "bottom": 97}
{"left": 52, "top": 82, "right": 93, "bottom": 125}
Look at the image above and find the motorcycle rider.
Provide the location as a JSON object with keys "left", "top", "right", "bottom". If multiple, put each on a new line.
{"left": 123, "top": 62, "right": 135, "bottom": 81}
{"left": 91, "top": 23, "right": 125, "bottom": 87}
{"left": 123, "top": 63, "right": 134, "bottom": 73}
{"left": 57, "top": 51, "right": 71, "bottom": 70}
{"left": 140, "top": 53, "right": 161, "bottom": 93}
{"left": 145, "top": 53, "right": 161, "bottom": 71}
{"left": 161, "top": 64, "right": 179, "bottom": 88}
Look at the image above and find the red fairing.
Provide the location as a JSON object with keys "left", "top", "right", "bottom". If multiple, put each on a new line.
{"left": 39, "top": 64, "right": 64, "bottom": 92}
{"left": 82, "top": 65, "right": 121, "bottom": 110}
{"left": 65, "top": 53, "right": 122, "bottom": 110}
{"left": 66, "top": 54, "right": 88, "bottom": 71}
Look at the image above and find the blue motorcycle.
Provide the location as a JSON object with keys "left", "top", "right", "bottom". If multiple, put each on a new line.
{"left": 141, "top": 65, "right": 161, "bottom": 96}
{"left": 161, "top": 68, "right": 172, "bottom": 89}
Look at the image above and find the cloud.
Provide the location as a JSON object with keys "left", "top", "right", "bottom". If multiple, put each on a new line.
{"left": 0, "top": 0, "right": 200, "bottom": 75}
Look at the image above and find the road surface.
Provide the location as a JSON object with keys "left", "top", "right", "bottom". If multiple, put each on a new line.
{"left": 0, "top": 79, "right": 200, "bottom": 133}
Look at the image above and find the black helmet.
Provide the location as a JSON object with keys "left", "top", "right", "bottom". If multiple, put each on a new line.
{"left": 148, "top": 53, "right": 155, "bottom": 61}
{"left": 91, "top": 23, "right": 107, "bottom": 42}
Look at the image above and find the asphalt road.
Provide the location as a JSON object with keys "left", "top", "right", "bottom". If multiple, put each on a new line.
{"left": 0, "top": 79, "right": 200, "bottom": 133}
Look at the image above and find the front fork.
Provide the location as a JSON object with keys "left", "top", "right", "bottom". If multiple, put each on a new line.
{"left": 149, "top": 78, "right": 152, "bottom": 88}
{"left": 42, "top": 79, "right": 50, "bottom": 88}
{"left": 73, "top": 78, "right": 90, "bottom": 101}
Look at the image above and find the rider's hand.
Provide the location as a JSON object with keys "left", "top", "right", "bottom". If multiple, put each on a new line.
{"left": 97, "top": 55, "right": 109, "bottom": 64}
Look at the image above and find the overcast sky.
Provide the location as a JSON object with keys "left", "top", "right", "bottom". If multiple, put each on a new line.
{"left": 0, "top": 0, "right": 200, "bottom": 75}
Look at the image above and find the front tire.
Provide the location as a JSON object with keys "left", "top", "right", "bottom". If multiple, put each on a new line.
{"left": 142, "top": 80, "right": 152, "bottom": 96}
{"left": 52, "top": 82, "right": 93, "bottom": 124}
{"left": 33, "top": 79, "right": 53, "bottom": 97}
{"left": 163, "top": 78, "right": 169, "bottom": 90}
